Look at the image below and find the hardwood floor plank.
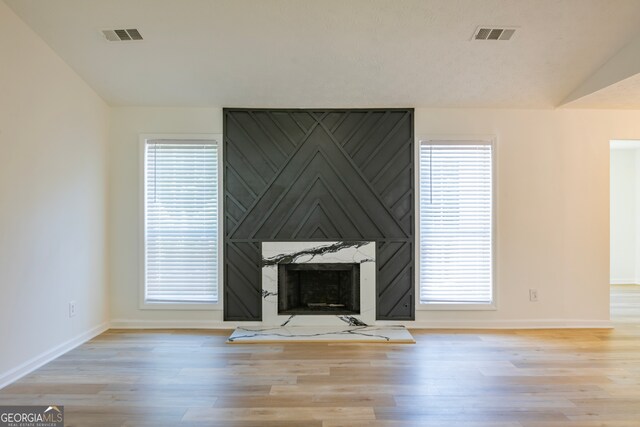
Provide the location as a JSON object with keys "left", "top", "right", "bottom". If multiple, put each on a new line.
{"left": 374, "top": 406, "right": 571, "bottom": 422}
{"left": 62, "top": 405, "right": 187, "bottom": 427}
{"left": 323, "top": 421, "right": 522, "bottom": 427}
{"left": 182, "top": 406, "right": 376, "bottom": 422}
{"left": 214, "top": 393, "right": 395, "bottom": 408}
{"left": 394, "top": 395, "right": 576, "bottom": 409}
{"left": 0, "top": 383, "right": 106, "bottom": 394}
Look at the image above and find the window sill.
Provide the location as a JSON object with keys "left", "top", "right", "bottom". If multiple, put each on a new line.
{"left": 417, "top": 303, "right": 497, "bottom": 311}
{"left": 139, "top": 301, "right": 222, "bottom": 311}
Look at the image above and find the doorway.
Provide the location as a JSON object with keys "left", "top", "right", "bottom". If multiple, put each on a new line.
{"left": 610, "top": 140, "right": 640, "bottom": 322}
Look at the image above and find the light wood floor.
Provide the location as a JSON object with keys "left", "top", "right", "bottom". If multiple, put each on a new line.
{"left": 2, "top": 287, "right": 640, "bottom": 427}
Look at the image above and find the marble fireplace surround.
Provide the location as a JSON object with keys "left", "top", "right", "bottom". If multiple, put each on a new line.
{"left": 261, "top": 241, "right": 376, "bottom": 326}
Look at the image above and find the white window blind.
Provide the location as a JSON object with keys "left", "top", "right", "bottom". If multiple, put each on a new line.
{"left": 419, "top": 142, "right": 493, "bottom": 304}
{"left": 144, "top": 140, "right": 219, "bottom": 303}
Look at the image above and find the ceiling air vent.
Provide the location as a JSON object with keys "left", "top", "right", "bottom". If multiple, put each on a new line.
{"left": 102, "top": 28, "right": 143, "bottom": 42}
{"left": 473, "top": 26, "right": 516, "bottom": 41}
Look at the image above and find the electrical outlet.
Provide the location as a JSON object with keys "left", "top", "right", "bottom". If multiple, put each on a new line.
{"left": 69, "top": 301, "right": 77, "bottom": 317}
{"left": 529, "top": 289, "right": 538, "bottom": 302}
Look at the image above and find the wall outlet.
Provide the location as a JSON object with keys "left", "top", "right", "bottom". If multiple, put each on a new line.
{"left": 68, "top": 301, "right": 77, "bottom": 317}
{"left": 529, "top": 289, "right": 539, "bottom": 302}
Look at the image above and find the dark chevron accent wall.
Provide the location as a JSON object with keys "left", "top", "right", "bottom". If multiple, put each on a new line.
{"left": 223, "top": 108, "right": 414, "bottom": 321}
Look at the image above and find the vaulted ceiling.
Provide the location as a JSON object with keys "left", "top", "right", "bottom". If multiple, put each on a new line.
{"left": 6, "top": 0, "right": 640, "bottom": 108}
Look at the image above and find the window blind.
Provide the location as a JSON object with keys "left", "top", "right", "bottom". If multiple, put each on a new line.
{"left": 144, "top": 140, "right": 218, "bottom": 303}
{"left": 419, "top": 142, "right": 493, "bottom": 304}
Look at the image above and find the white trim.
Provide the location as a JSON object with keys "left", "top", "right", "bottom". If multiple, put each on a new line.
{"left": 378, "top": 319, "right": 614, "bottom": 329}
{"left": 138, "top": 302, "right": 221, "bottom": 311}
{"left": 0, "top": 322, "right": 109, "bottom": 390}
{"left": 415, "top": 135, "right": 498, "bottom": 310}
{"left": 109, "top": 319, "right": 253, "bottom": 329}
{"left": 419, "top": 303, "right": 497, "bottom": 311}
{"left": 110, "top": 318, "right": 614, "bottom": 330}
{"left": 138, "top": 133, "right": 224, "bottom": 311}
{"left": 610, "top": 279, "right": 640, "bottom": 285}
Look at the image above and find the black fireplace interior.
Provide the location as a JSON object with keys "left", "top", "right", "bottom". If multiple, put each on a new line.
{"left": 278, "top": 263, "right": 360, "bottom": 315}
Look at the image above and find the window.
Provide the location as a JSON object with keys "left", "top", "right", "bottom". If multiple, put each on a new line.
{"left": 419, "top": 140, "right": 494, "bottom": 306}
{"left": 142, "top": 136, "right": 220, "bottom": 306}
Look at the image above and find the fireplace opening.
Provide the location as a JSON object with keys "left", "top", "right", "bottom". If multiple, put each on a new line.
{"left": 278, "top": 263, "right": 360, "bottom": 315}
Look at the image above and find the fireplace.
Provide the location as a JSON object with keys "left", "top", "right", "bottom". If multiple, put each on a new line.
{"left": 278, "top": 263, "right": 360, "bottom": 315}
{"left": 261, "top": 241, "right": 376, "bottom": 326}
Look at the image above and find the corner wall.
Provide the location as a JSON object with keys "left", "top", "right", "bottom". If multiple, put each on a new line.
{"left": 0, "top": 3, "right": 110, "bottom": 386}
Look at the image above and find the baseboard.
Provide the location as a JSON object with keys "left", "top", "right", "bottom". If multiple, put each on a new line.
{"left": 0, "top": 321, "right": 110, "bottom": 390}
{"left": 382, "top": 319, "right": 614, "bottom": 329}
{"left": 111, "top": 318, "right": 614, "bottom": 330}
{"left": 109, "top": 319, "right": 248, "bottom": 329}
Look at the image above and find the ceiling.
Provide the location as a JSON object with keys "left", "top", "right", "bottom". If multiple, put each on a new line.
{"left": 564, "top": 74, "right": 640, "bottom": 109}
{"left": 6, "top": 0, "right": 640, "bottom": 108}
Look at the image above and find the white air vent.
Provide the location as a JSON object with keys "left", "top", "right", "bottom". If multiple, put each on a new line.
{"left": 473, "top": 26, "right": 516, "bottom": 41}
{"left": 102, "top": 28, "right": 143, "bottom": 42}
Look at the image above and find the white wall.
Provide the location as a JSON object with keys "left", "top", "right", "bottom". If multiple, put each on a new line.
{"left": 109, "top": 107, "right": 640, "bottom": 328}
{"left": 610, "top": 149, "right": 637, "bottom": 284}
{"left": 0, "top": 3, "right": 110, "bottom": 386}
